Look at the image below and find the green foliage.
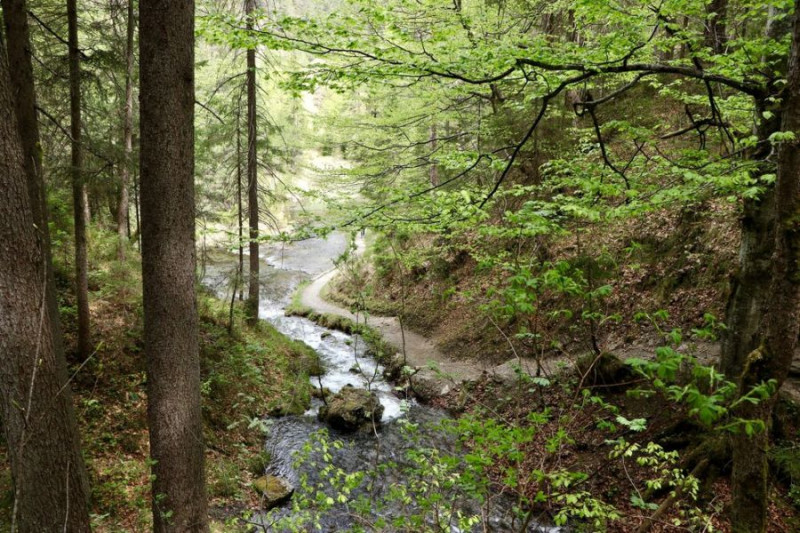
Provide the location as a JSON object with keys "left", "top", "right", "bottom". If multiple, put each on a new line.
{"left": 247, "top": 449, "right": 273, "bottom": 477}
{"left": 208, "top": 457, "right": 242, "bottom": 498}
{"left": 244, "top": 401, "right": 727, "bottom": 531}
{"left": 626, "top": 312, "right": 777, "bottom": 433}
{"left": 608, "top": 439, "right": 714, "bottom": 530}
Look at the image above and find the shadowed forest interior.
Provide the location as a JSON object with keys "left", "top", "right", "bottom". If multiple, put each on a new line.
{"left": 4, "top": 0, "right": 800, "bottom": 531}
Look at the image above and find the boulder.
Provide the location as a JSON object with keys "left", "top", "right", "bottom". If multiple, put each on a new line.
{"left": 252, "top": 475, "right": 293, "bottom": 509}
{"left": 318, "top": 385, "right": 384, "bottom": 431}
{"left": 410, "top": 369, "right": 451, "bottom": 402}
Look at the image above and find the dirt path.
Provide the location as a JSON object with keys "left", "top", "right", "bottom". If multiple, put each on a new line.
{"left": 299, "top": 240, "right": 550, "bottom": 396}
{"left": 298, "top": 238, "right": 800, "bottom": 408}
{"left": 301, "top": 268, "right": 484, "bottom": 389}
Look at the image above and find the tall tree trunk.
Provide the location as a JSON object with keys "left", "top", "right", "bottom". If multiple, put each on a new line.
{"left": 245, "top": 0, "right": 259, "bottom": 325}
{"left": 68, "top": 0, "right": 91, "bottom": 358}
{"left": 237, "top": 110, "right": 244, "bottom": 301}
{"left": 729, "top": 5, "right": 800, "bottom": 532}
{"left": 719, "top": 106, "right": 779, "bottom": 381}
{"left": 117, "top": 0, "right": 135, "bottom": 261}
{"left": 139, "top": 0, "right": 209, "bottom": 530}
{"left": 1, "top": 0, "right": 65, "bottom": 363}
{"left": 720, "top": 1, "right": 788, "bottom": 381}
{"left": 133, "top": 165, "right": 141, "bottom": 249}
{"left": 0, "top": 28, "right": 91, "bottom": 533}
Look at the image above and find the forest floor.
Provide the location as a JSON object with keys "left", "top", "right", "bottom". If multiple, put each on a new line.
{"left": 0, "top": 231, "right": 323, "bottom": 532}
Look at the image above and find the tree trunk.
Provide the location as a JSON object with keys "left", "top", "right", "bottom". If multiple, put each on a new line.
{"left": 139, "top": 0, "right": 209, "bottom": 530}
{"left": 133, "top": 165, "right": 141, "bottom": 249}
{"left": 68, "top": 0, "right": 91, "bottom": 358}
{"left": 719, "top": 109, "right": 780, "bottom": 381}
{"left": 237, "top": 110, "right": 244, "bottom": 301}
{"left": 719, "top": 0, "right": 788, "bottom": 382}
{"left": 117, "top": 0, "right": 135, "bottom": 261}
{"left": 1, "top": 0, "right": 65, "bottom": 363}
{"left": 245, "top": 0, "right": 259, "bottom": 325}
{"left": 729, "top": 5, "right": 800, "bottom": 532}
{"left": 705, "top": 0, "right": 728, "bottom": 53}
{"left": 0, "top": 29, "right": 91, "bottom": 533}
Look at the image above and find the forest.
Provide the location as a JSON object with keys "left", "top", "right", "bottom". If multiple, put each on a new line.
{"left": 3, "top": 0, "right": 800, "bottom": 531}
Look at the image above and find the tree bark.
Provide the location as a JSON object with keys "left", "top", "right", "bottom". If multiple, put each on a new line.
{"left": 68, "top": 0, "right": 91, "bottom": 358}
{"left": 705, "top": 0, "right": 728, "bottom": 53}
{"left": 117, "top": 0, "right": 135, "bottom": 261}
{"left": 729, "top": 5, "right": 800, "bottom": 532}
{"left": 0, "top": 28, "right": 91, "bottom": 533}
{"left": 133, "top": 165, "right": 141, "bottom": 249}
{"left": 719, "top": 106, "right": 779, "bottom": 381}
{"left": 1, "top": 0, "right": 65, "bottom": 363}
{"left": 237, "top": 110, "right": 244, "bottom": 301}
{"left": 245, "top": 0, "right": 260, "bottom": 325}
{"left": 139, "top": 0, "right": 209, "bottom": 530}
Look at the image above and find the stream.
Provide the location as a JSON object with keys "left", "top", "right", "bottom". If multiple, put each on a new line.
{"left": 203, "top": 234, "right": 560, "bottom": 532}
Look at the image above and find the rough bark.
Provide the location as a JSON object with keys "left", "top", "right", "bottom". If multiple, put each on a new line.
{"left": 68, "top": 0, "right": 91, "bottom": 358}
{"left": 1, "top": 0, "right": 64, "bottom": 362}
{"left": 729, "top": 5, "right": 800, "bottom": 532}
{"left": 719, "top": 110, "right": 779, "bottom": 381}
{"left": 117, "top": 0, "right": 135, "bottom": 261}
{"left": 245, "top": 0, "right": 260, "bottom": 325}
{"left": 0, "top": 29, "right": 91, "bottom": 533}
{"left": 139, "top": 0, "right": 209, "bottom": 530}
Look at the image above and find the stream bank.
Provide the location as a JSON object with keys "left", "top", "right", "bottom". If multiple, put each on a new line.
{"left": 203, "top": 233, "right": 560, "bottom": 532}
{"left": 293, "top": 236, "right": 551, "bottom": 403}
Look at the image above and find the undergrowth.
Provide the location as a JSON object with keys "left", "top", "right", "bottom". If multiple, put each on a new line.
{"left": 0, "top": 229, "right": 322, "bottom": 532}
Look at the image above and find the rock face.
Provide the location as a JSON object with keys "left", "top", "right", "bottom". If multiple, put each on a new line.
{"left": 252, "top": 475, "right": 294, "bottom": 509}
{"left": 318, "top": 385, "right": 384, "bottom": 431}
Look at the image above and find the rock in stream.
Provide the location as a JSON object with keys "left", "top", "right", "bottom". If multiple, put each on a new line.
{"left": 318, "top": 385, "right": 384, "bottom": 431}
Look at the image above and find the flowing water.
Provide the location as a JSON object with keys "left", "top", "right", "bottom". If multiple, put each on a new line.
{"left": 203, "top": 234, "right": 560, "bottom": 532}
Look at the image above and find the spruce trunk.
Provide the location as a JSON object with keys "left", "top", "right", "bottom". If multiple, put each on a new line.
{"left": 245, "top": 0, "right": 260, "bottom": 325}
{"left": 117, "top": 0, "right": 135, "bottom": 261}
{"left": 139, "top": 0, "right": 209, "bottom": 530}
{"left": 68, "top": 0, "right": 91, "bottom": 358}
{"left": 0, "top": 28, "right": 91, "bottom": 533}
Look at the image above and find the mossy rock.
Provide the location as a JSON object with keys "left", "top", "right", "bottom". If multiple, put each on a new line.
{"left": 311, "top": 386, "right": 332, "bottom": 400}
{"left": 267, "top": 383, "right": 312, "bottom": 416}
{"left": 288, "top": 339, "right": 325, "bottom": 377}
{"left": 267, "top": 397, "right": 310, "bottom": 417}
{"left": 318, "top": 385, "right": 384, "bottom": 431}
{"left": 252, "top": 475, "right": 293, "bottom": 509}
